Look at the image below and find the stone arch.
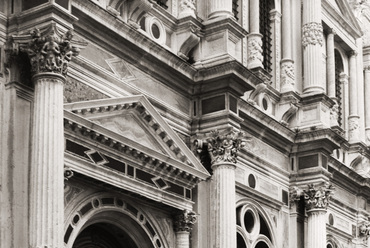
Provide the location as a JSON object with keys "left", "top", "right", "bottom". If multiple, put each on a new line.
{"left": 236, "top": 198, "right": 277, "bottom": 248}
{"left": 326, "top": 234, "right": 344, "bottom": 248}
{"left": 333, "top": 44, "right": 349, "bottom": 75}
{"left": 64, "top": 192, "right": 169, "bottom": 248}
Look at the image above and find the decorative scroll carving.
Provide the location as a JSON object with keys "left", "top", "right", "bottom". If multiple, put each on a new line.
{"left": 177, "top": 25, "right": 202, "bottom": 60}
{"left": 178, "top": 0, "right": 196, "bottom": 18}
{"left": 247, "top": 83, "right": 267, "bottom": 104}
{"left": 359, "top": 222, "right": 370, "bottom": 240}
{"left": 174, "top": 210, "right": 198, "bottom": 232}
{"left": 247, "top": 34, "right": 263, "bottom": 68}
{"left": 303, "top": 183, "right": 334, "bottom": 211}
{"left": 128, "top": 0, "right": 153, "bottom": 28}
{"left": 195, "top": 129, "right": 251, "bottom": 165}
{"left": 280, "top": 104, "right": 298, "bottom": 127}
{"left": 10, "top": 23, "right": 83, "bottom": 77}
{"left": 330, "top": 102, "right": 339, "bottom": 127}
{"left": 302, "top": 22, "right": 324, "bottom": 47}
{"left": 107, "top": 0, "right": 126, "bottom": 16}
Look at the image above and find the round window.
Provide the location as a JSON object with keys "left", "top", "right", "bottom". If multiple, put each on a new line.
{"left": 262, "top": 98, "right": 268, "bottom": 110}
{"left": 248, "top": 174, "right": 256, "bottom": 189}
{"left": 328, "top": 213, "right": 334, "bottom": 225}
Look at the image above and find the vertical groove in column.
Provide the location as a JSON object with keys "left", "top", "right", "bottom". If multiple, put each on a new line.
{"left": 29, "top": 75, "right": 64, "bottom": 248}
{"left": 327, "top": 31, "right": 335, "bottom": 98}
{"left": 176, "top": 231, "right": 190, "bottom": 248}
{"left": 364, "top": 68, "right": 370, "bottom": 143}
{"left": 212, "top": 163, "right": 236, "bottom": 248}
{"left": 307, "top": 211, "right": 326, "bottom": 248}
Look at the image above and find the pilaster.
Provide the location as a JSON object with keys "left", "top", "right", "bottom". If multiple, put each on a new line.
{"left": 10, "top": 23, "right": 83, "bottom": 248}
{"left": 302, "top": 0, "right": 325, "bottom": 94}
{"left": 326, "top": 29, "right": 336, "bottom": 99}
{"left": 340, "top": 73, "right": 349, "bottom": 139}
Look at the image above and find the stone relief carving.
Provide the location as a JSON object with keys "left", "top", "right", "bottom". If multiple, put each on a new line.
{"left": 330, "top": 103, "right": 339, "bottom": 127}
{"left": 280, "top": 60, "right": 295, "bottom": 90}
{"left": 359, "top": 222, "right": 370, "bottom": 240}
{"left": 348, "top": 117, "right": 360, "bottom": 140}
{"left": 303, "top": 183, "right": 334, "bottom": 211}
{"left": 11, "top": 23, "right": 82, "bottom": 77}
{"left": 174, "top": 210, "right": 198, "bottom": 232}
{"left": 302, "top": 22, "right": 324, "bottom": 47}
{"left": 247, "top": 35, "right": 263, "bottom": 65}
{"left": 64, "top": 183, "right": 84, "bottom": 206}
{"left": 180, "top": 0, "right": 196, "bottom": 12}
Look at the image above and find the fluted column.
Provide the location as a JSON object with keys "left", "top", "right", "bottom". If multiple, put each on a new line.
{"left": 208, "top": 0, "right": 232, "bottom": 19}
{"left": 349, "top": 51, "right": 360, "bottom": 143}
{"left": 280, "top": 0, "right": 295, "bottom": 92}
{"left": 197, "top": 130, "right": 247, "bottom": 248}
{"left": 340, "top": 73, "right": 349, "bottom": 138}
{"left": 11, "top": 24, "right": 81, "bottom": 248}
{"left": 364, "top": 66, "right": 370, "bottom": 144}
{"left": 302, "top": 0, "right": 325, "bottom": 93}
{"left": 304, "top": 184, "right": 333, "bottom": 248}
{"left": 327, "top": 29, "right": 336, "bottom": 98}
{"left": 247, "top": 0, "right": 263, "bottom": 69}
{"left": 174, "top": 210, "right": 197, "bottom": 248}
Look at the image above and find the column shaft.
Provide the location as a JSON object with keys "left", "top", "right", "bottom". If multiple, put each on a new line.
{"left": 282, "top": 0, "right": 292, "bottom": 59}
{"left": 306, "top": 210, "right": 327, "bottom": 248}
{"left": 348, "top": 51, "right": 360, "bottom": 142}
{"left": 211, "top": 163, "right": 236, "bottom": 248}
{"left": 208, "top": 0, "right": 232, "bottom": 18}
{"left": 29, "top": 74, "right": 64, "bottom": 248}
{"left": 327, "top": 30, "right": 336, "bottom": 98}
{"left": 249, "top": 0, "right": 259, "bottom": 33}
{"left": 176, "top": 231, "right": 190, "bottom": 248}
{"left": 247, "top": 0, "right": 263, "bottom": 69}
{"left": 365, "top": 67, "right": 370, "bottom": 143}
{"left": 302, "top": 0, "right": 324, "bottom": 93}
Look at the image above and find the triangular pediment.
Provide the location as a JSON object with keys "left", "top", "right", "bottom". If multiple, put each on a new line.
{"left": 324, "top": 0, "right": 363, "bottom": 34}
{"left": 64, "top": 95, "right": 210, "bottom": 179}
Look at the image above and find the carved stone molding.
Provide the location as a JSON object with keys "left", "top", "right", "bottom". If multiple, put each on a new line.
{"left": 196, "top": 129, "right": 250, "bottom": 165}
{"left": 302, "top": 22, "right": 324, "bottom": 48}
{"left": 10, "top": 23, "right": 83, "bottom": 77}
{"left": 174, "top": 210, "right": 198, "bottom": 232}
{"left": 303, "top": 183, "right": 334, "bottom": 211}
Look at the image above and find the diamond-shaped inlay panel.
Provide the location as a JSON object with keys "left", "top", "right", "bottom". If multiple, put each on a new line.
{"left": 152, "top": 177, "right": 169, "bottom": 190}
{"left": 85, "top": 150, "right": 108, "bottom": 165}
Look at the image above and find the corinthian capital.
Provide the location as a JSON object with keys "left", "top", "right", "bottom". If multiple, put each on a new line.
{"left": 10, "top": 23, "right": 85, "bottom": 77}
{"left": 174, "top": 210, "right": 198, "bottom": 232}
{"left": 303, "top": 183, "right": 334, "bottom": 211}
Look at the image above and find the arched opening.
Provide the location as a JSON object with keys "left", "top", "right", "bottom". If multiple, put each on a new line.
{"left": 73, "top": 222, "right": 138, "bottom": 248}
{"left": 260, "top": 0, "right": 275, "bottom": 73}
{"left": 334, "top": 49, "right": 344, "bottom": 127}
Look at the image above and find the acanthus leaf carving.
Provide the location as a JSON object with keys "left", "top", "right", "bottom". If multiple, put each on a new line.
{"left": 173, "top": 210, "right": 198, "bottom": 232}
{"left": 303, "top": 183, "right": 334, "bottom": 211}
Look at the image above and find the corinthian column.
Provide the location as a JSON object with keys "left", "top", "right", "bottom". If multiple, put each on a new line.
{"left": 303, "top": 184, "right": 333, "bottom": 248}
{"left": 349, "top": 51, "right": 360, "bottom": 143}
{"left": 302, "top": 0, "right": 325, "bottom": 93}
{"left": 11, "top": 24, "right": 81, "bottom": 248}
{"left": 174, "top": 210, "right": 197, "bottom": 248}
{"left": 280, "top": 0, "right": 295, "bottom": 92}
{"left": 247, "top": 0, "right": 263, "bottom": 69}
{"left": 364, "top": 66, "right": 370, "bottom": 144}
{"left": 201, "top": 130, "right": 247, "bottom": 248}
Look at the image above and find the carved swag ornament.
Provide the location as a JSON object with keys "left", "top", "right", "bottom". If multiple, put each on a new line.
{"left": 9, "top": 23, "right": 81, "bottom": 77}
{"left": 174, "top": 210, "right": 198, "bottom": 232}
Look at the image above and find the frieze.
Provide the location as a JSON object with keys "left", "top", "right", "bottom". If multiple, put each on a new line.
{"left": 302, "top": 22, "right": 323, "bottom": 48}
{"left": 173, "top": 210, "right": 198, "bottom": 232}
{"left": 10, "top": 23, "right": 83, "bottom": 77}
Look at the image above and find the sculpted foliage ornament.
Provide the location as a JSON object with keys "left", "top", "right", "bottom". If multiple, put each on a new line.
{"left": 174, "top": 210, "right": 198, "bottom": 232}
{"left": 303, "top": 183, "right": 334, "bottom": 211}
{"left": 302, "top": 22, "right": 324, "bottom": 47}
{"left": 206, "top": 130, "right": 250, "bottom": 164}
{"left": 10, "top": 23, "right": 82, "bottom": 77}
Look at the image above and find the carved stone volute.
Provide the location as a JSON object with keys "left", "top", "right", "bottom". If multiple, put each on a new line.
{"left": 174, "top": 210, "right": 198, "bottom": 232}
{"left": 303, "top": 183, "right": 334, "bottom": 211}
{"left": 10, "top": 23, "right": 84, "bottom": 78}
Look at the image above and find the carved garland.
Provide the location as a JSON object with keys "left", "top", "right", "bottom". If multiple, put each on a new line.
{"left": 302, "top": 22, "right": 324, "bottom": 48}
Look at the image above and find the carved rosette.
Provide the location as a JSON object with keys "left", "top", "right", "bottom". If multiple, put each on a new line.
{"left": 247, "top": 33, "right": 263, "bottom": 68}
{"left": 174, "top": 210, "right": 198, "bottom": 232}
{"left": 280, "top": 59, "right": 295, "bottom": 91}
{"left": 11, "top": 23, "right": 81, "bottom": 78}
{"left": 302, "top": 22, "right": 324, "bottom": 48}
{"left": 303, "top": 184, "right": 334, "bottom": 211}
{"left": 206, "top": 130, "right": 248, "bottom": 164}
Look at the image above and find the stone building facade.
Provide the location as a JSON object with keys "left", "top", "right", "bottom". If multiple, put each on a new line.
{"left": 1, "top": 0, "right": 370, "bottom": 248}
